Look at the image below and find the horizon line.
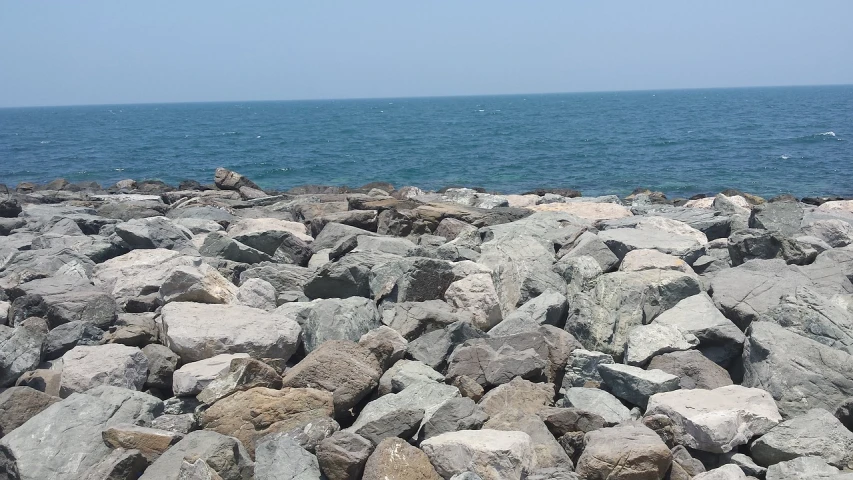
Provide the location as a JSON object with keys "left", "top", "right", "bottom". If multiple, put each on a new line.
{"left": 2, "top": 82, "right": 852, "bottom": 110}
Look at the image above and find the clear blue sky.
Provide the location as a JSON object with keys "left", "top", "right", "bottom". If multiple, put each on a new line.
{"left": 2, "top": 1, "right": 852, "bottom": 107}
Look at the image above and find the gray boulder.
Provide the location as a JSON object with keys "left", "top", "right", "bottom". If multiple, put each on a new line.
{"left": 380, "top": 300, "right": 473, "bottom": 341}
{"left": 758, "top": 286, "right": 853, "bottom": 352}
{"left": 751, "top": 408, "right": 853, "bottom": 469}
{"left": 764, "top": 456, "right": 848, "bottom": 480}
{"left": 304, "top": 251, "right": 400, "bottom": 299}
{"left": 421, "top": 397, "right": 488, "bottom": 440}
{"left": 316, "top": 431, "right": 374, "bottom": 480}
{"left": 598, "top": 363, "right": 680, "bottom": 408}
{"left": 624, "top": 322, "right": 699, "bottom": 367}
{"left": 44, "top": 320, "right": 104, "bottom": 360}
{"left": 140, "top": 430, "right": 254, "bottom": 480}
{"left": 255, "top": 434, "right": 321, "bottom": 480}
{"left": 200, "top": 231, "right": 272, "bottom": 264}
{"left": 750, "top": 201, "right": 804, "bottom": 237}
{"left": 407, "top": 320, "right": 488, "bottom": 371}
{"left": 560, "top": 349, "right": 614, "bottom": 390}
{"left": 59, "top": 344, "right": 149, "bottom": 396}
{"left": 115, "top": 216, "right": 196, "bottom": 254}
{"left": 197, "top": 357, "right": 282, "bottom": 405}
{"left": 239, "top": 263, "right": 313, "bottom": 296}
{"left": 558, "top": 388, "right": 631, "bottom": 426}
{"left": 557, "top": 231, "right": 620, "bottom": 272}
{"left": 727, "top": 228, "right": 816, "bottom": 266}
{"left": 647, "top": 350, "right": 733, "bottom": 390}
{"left": 484, "top": 410, "right": 572, "bottom": 469}
{"left": 598, "top": 216, "right": 708, "bottom": 263}
{"left": 278, "top": 297, "right": 380, "bottom": 353}
{"left": 369, "top": 257, "right": 458, "bottom": 303}
{"left": 0, "top": 320, "right": 47, "bottom": 387}
{"left": 8, "top": 275, "right": 117, "bottom": 329}
{"left": 488, "top": 289, "right": 568, "bottom": 336}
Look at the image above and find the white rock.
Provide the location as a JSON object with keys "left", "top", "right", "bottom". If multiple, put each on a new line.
{"left": 226, "top": 218, "right": 313, "bottom": 243}
{"left": 624, "top": 323, "right": 699, "bottom": 366}
{"left": 529, "top": 202, "right": 633, "bottom": 220}
{"left": 159, "top": 263, "right": 238, "bottom": 304}
{"left": 93, "top": 249, "right": 201, "bottom": 306}
{"left": 0, "top": 300, "right": 9, "bottom": 325}
{"left": 818, "top": 200, "right": 853, "bottom": 214}
{"left": 620, "top": 249, "right": 693, "bottom": 273}
{"left": 172, "top": 353, "right": 250, "bottom": 396}
{"left": 420, "top": 429, "right": 537, "bottom": 480}
{"left": 645, "top": 385, "right": 782, "bottom": 454}
{"left": 236, "top": 278, "right": 277, "bottom": 311}
{"left": 693, "top": 464, "right": 747, "bottom": 480}
{"left": 444, "top": 273, "right": 503, "bottom": 332}
{"left": 161, "top": 302, "right": 302, "bottom": 363}
{"left": 801, "top": 219, "right": 853, "bottom": 248}
{"left": 59, "top": 344, "right": 149, "bottom": 396}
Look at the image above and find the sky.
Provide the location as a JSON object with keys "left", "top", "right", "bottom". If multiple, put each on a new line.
{"left": 1, "top": 1, "right": 852, "bottom": 107}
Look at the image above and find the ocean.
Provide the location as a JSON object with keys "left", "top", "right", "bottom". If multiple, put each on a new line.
{"left": 1, "top": 85, "right": 851, "bottom": 199}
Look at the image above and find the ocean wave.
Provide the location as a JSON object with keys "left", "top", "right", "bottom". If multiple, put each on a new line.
{"left": 39, "top": 141, "right": 50, "bottom": 144}
{"left": 779, "top": 155, "right": 790, "bottom": 160}
{"left": 818, "top": 131, "right": 836, "bottom": 137}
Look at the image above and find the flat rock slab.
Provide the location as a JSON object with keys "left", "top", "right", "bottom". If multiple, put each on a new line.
{"left": 59, "top": 343, "right": 149, "bottom": 396}
{"left": 575, "top": 423, "right": 672, "bottom": 480}
{"left": 421, "top": 429, "right": 537, "bottom": 480}
{"left": 751, "top": 408, "right": 853, "bottom": 469}
{"left": 172, "top": 353, "right": 250, "bottom": 396}
{"left": 598, "top": 363, "right": 680, "bottom": 408}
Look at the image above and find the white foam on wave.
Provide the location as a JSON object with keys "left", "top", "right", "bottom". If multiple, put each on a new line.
{"left": 39, "top": 141, "right": 50, "bottom": 144}
{"left": 115, "top": 168, "right": 125, "bottom": 171}
{"left": 819, "top": 131, "right": 836, "bottom": 137}
{"left": 780, "top": 155, "right": 790, "bottom": 160}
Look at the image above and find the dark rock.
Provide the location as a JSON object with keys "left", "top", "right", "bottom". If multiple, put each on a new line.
{"left": 647, "top": 350, "right": 733, "bottom": 390}
{"left": 727, "top": 228, "right": 816, "bottom": 266}
{"left": 44, "top": 320, "right": 105, "bottom": 360}
{"left": 316, "top": 431, "right": 374, "bottom": 480}
{"left": 0, "top": 387, "right": 61, "bottom": 438}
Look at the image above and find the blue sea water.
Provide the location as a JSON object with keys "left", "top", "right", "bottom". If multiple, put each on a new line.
{"left": 0, "top": 85, "right": 851, "bottom": 198}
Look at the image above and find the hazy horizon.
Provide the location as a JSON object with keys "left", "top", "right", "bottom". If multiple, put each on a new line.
{"left": 2, "top": 1, "right": 852, "bottom": 108}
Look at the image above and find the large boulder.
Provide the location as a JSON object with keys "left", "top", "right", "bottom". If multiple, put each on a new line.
{"left": 369, "top": 257, "right": 459, "bottom": 303}
{"left": 597, "top": 363, "right": 680, "bottom": 408}
{"left": 278, "top": 297, "right": 380, "bottom": 353}
{"left": 623, "top": 323, "right": 699, "bottom": 367}
{"left": 488, "top": 289, "right": 568, "bottom": 336}
{"left": 758, "top": 286, "right": 853, "bottom": 352}
{"left": 407, "top": 320, "right": 488, "bottom": 371}
{"left": 444, "top": 274, "right": 503, "bottom": 332}
{"left": 239, "top": 263, "right": 313, "bottom": 296}
{"left": 282, "top": 340, "right": 382, "bottom": 418}
{"left": 483, "top": 410, "right": 572, "bottom": 469}
{"left": 172, "top": 353, "right": 249, "bottom": 396}
{"left": 478, "top": 377, "right": 555, "bottom": 417}
{"left": 59, "top": 344, "right": 149, "bottom": 396}
{"left": 742, "top": 322, "right": 853, "bottom": 417}
{"left": 214, "top": 167, "right": 261, "bottom": 191}
{"left": 559, "top": 387, "right": 631, "bottom": 426}
{"left": 254, "top": 434, "right": 322, "bottom": 480}
{"left": 8, "top": 276, "right": 117, "bottom": 329}
{"left": 646, "top": 350, "right": 733, "bottom": 390}
{"left": 421, "top": 429, "right": 537, "bottom": 480}
{"left": 750, "top": 408, "right": 853, "bottom": 469}
{"left": 362, "top": 437, "right": 441, "bottom": 480}
{"left": 92, "top": 248, "right": 200, "bottom": 308}
{"left": 0, "top": 320, "right": 47, "bottom": 387}
{"left": 139, "top": 429, "right": 254, "bottom": 480}
{"left": 566, "top": 269, "right": 701, "bottom": 359}
{"left": 575, "top": 423, "right": 672, "bottom": 480}
{"left": 0, "top": 386, "right": 163, "bottom": 480}
{"left": 598, "top": 216, "right": 708, "bottom": 263}
{"left": 114, "top": 216, "right": 196, "bottom": 254}
{"left": 750, "top": 201, "right": 804, "bottom": 237}
{"left": 0, "top": 387, "right": 60, "bottom": 439}
{"left": 381, "top": 300, "right": 474, "bottom": 341}
{"left": 764, "top": 456, "right": 849, "bottom": 480}
{"left": 160, "top": 302, "right": 302, "bottom": 363}
{"left": 645, "top": 385, "right": 781, "bottom": 453}
{"left": 200, "top": 231, "right": 272, "bottom": 264}
{"left": 316, "top": 431, "right": 374, "bottom": 480}
{"left": 158, "top": 263, "right": 238, "bottom": 304}
{"left": 197, "top": 357, "right": 283, "bottom": 405}
{"left": 304, "top": 251, "right": 400, "bottom": 299}
{"left": 200, "top": 387, "right": 334, "bottom": 458}
{"left": 727, "top": 228, "right": 816, "bottom": 266}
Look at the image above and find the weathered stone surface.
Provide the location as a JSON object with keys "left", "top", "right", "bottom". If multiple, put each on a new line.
{"left": 478, "top": 377, "right": 554, "bottom": 417}
{"left": 282, "top": 340, "right": 381, "bottom": 417}
{"left": 0, "top": 387, "right": 60, "bottom": 438}
{"left": 254, "top": 434, "right": 322, "bottom": 480}
{"left": 200, "top": 231, "right": 272, "bottom": 264}
{"left": 81, "top": 448, "right": 150, "bottom": 480}
{"left": 172, "top": 353, "right": 250, "bottom": 396}
{"left": 142, "top": 343, "right": 179, "bottom": 390}
{"left": 214, "top": 167, "right": 261, "bottom": 191}
{"left": 750, "top": 201, "right": 804, "bottom": 237}
{"left": 149, "top": 413, "right": 197, "bottom": 435}
{"left": 277, "top": 297, "right": 380, "bottom": 353}
{"left": 14, "top": 368, "right": 61, "bottom": 397}
{"left": 272, "top": 417, "right": 340, "bottom": 454}
{"left": 421, "top": 429, "right": 537, "bottom": 480}
{"left": 444, "top": 273, "right": 503, "bottom": 331}
{"left": 407, "top": 320, "right": 487, "bottom": 371}
{"left": 624, "top": 322, "right": 699, "bottom": 366}
{"left": 239, "top": 263, "right": 312, "bottom": 296}
{"left": 380, "top": 359, "right": 444, "bottom": 396}
{"left": 647, "top": 350, "right": 733, "bottom": 390}
{"left": 742, "top": 322, "right": 853, "bottom": 418}
{"left": 560, "top": 349, "right": 614, "bottom": 389}
{"left": 645, "top": 385, "right": 781, "bottom": 453}
{"left": 484, "top": 410, "right": 572, "bottom": 469}
{"left": 802, "top": 219, "right": 853, "bottom": 248}
{"left": 348, "top": 381, "right": 459, "bottom": 441}
{"left": 200, "top": 387, "right": 335, "bottom": 458}
{"left": 0, "top": 386, "right": 163, "bottom": 480}
{"left": 359, "top": 325, "right": 407, "bottom": 371}
{"left": 115, "top": 216, "right": 196, "bottom": 253}
{"left": 566, "top": 269, "right": 701, "bottom": 359}
{"left": 488, "top": 289, "right": 568, "bottom": 336}
{"left": 558, "top": 387, "right": 630, "bottom": 425}
{"left": 369, "top": 257, "right": 458, "bottom": 303}
{"left": 598, "top": 363, "right": 680, "bottom": 408}
{"left": 537, "top": 406, "right": 608, "bottom": 437}
{"left": 362, "top": 437, "right": 442, "bottom": 480}
{"left": 316, "top": 431, "right": 374, "bottom": 480}
{"left": 235, "top": 277, "right": 277, "bottom": 311}
{"left": 304, "top": 250, "right": 400, "bottom": 299}
{"left": 0, "top": 320, "right": 47, "bottom": 387}
{"left": 93, "top": 248, "right": 200, "bottom": 307}
{"left": 620, "top": 248, "right": 693, "bottom": 273}
{"left": 102, "top": 423, "right": 183, "bottom": 460}
{"left": 764, "top": 456, "right": 846, "bottom": 480}
{"left": 751, "top": 408, "right": 853, "bottom": 469}
{"left": 197, "top": 357, "right": 282, "bottom": 405}
{"left": 382, "top": 300, "right": 474, "bottom": 341}
{"left": 226, "top": 217, "right": 311, "bottom": 250}
{"left": 9, "top": 275, "right": 117, "bottom": 329}
{"left": 44, "top": 320, "right": 104, "bottom": 359}
{"left": 139, "top": 429, "right": 254, "bottom": 480}
{"left": 161, "top": 302, "right": 302, "bottom": 363}
{"left": 653, "top": 293, "right": 745, "bottom": 367}
{"left": 599, "top": 216, "right": 707, "bottom": 263}
{"left": 575, "top": 423, "right": 672, "bottom": 480}
{"left": 59, "top": 344, "right": 149, "bottom": 396}
{"left": 421, "top": 397, "right": 488, "bottom": 440}
{"left": 558, "top": 231, "right": 620, "bottom": 272}
{"left": 727, "top": 228, "right": 816, "bottom": 266}
{"left": 692, "top": 464, "right": 747, "bottom": 480}
{"left": 159, "top": 263, "right": 238, "bottom": 304}
{"left": 758, "top": 286, "right": 853, "bottom": 351}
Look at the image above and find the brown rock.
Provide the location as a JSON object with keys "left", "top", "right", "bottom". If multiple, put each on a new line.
{"left": 281, "top": 340, "right": 382, "bottom": 418}
{"left": 102, "top": 424, "right": 183, "bottom": 460}
{"left": 358, "top": 326, "right": 407, "bottom": 371}
{"left": 362, "top": 437, "right": 441, "bottom": 480}
{"left": 0, "top": 386, "right": 60, "bottom": 438}
{"left": 576, "top": 423, "right": 672, "bottom": 480}
{"left": 14, "top": 368, "right": 62, "bottom": 397}
{"left": 478, "top": 377, "right": 555, "bottom": 417}
{"left": 451, "top": 375, "right": 484, "bottom": 402}
{"left": 537, "top": 406, "right": 607, "bottom": 437}
{"left": 197, "top": 357, "right": 282, "bottom": 405}
{"left": 647, "top": 350, "right": 733, "bottom": 390}
{"left": 214, "top": 167, "right": 260, "bottom": 191}
{"left": 200, "top": 387, "right": 334, "bottom": 458}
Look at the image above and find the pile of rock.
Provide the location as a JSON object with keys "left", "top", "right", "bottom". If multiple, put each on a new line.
{"left": 2, "top": 170, "right": 853, "bottom": 479}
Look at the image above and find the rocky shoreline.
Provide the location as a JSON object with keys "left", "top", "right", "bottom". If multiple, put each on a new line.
{"left": 2, "top": 167, "right": 853, "bottom": 479}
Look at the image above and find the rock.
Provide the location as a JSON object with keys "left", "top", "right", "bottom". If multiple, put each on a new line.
{"left": 235, "top": 278, "right": 276, "bottom": 311}
{"left": 270, "top": 417, "right": 340, "bottom": 454}
{"left": 444, "top": 273, "right": 503, "bottom": 331}
{"left": 692, "top": 465, "right": 747, "bottom": 480}
{"left": 644, "top": 385, "right": 781, "bottom": 453}
{"left": 139, "top": 430, "right": 254, "bottom": 480}
{"left": 537, "top": 406, "right": 608, "bottom": 437}
{"left": 387, "top": 360, "right": 444, "bottom": 393}
{"left": 254, "top": 434, "right": 322, "bottom": 480}
{"left": 14, "top": 368, "right": 61, "bottom": 397}
{"left": 102, "top": 423, "right": 183, "bottom": 460}
{"left": 566, "top": 269, "right": 701, "bottom": 359}
{"left": 488, "top": 289, "right": 568, "bottom": 336}
{"left": 758, "top": 286, "right": 853, "bottom": 351}
{"left": 149, "top": 413, "right": 197, "bottom": 435}
{"left": 597, "top": 363, "right": 680, "bottom": 408}
{"left": 451, "top": 375, "right": 484, "bottom": 401}
{"left": 310, "top": 210, "right": 379, "bottom": 237}
{"left": 44, "top": 321, "right": 104, "bottom": 360}
{"left": 436, "top": 218, "right": 478, "bottom": 241}
{"left": 802, "top": 219, "right": 853, "bottom": 248}
{"left": 93, "top": 248, "right": 200, "bottom": 308}
{"left": 619, "top": 248, "right": 693, "bottom": 274}
{"left": 200, "top": 387, "right": 333, "bottom": 458}
{"left": 727, "top": 228, "right": 816, "bottom": 266}
{"left": 0, "top": 321, "right": 48, "bottom": 387}
{"left": 560, "top": 349, "right": 614, "bottom": 389}
{"left": 59, "top": 344, "right": 149, "bottom": 396}
{"left": 362, "top": 437, "right": 442, "bottom": 480}
{"left": 142, "top": 344, "right": 179, "bottom": 390}
{"left": 558, "top": 231, "right": 620, "bottom": 272}
{"left": 161, "top": 302, "right": 302, "bottom": 363}
{"left": 81, "top": 448, "right": 150, "bottom": 480}
{"left": 728, "top": 454, "right": 765, "bottom": 478}
{"left": 226, "top": 217, "right": 312, "bottom": 253}
{"left": 835, "top": 397, "right": 853, "bottom": 431}
{"left": 159, "top": 263, "right": 238, "bottom": 304}
{"left": 575, "top": 423, "right": 672, "bottom": 480}
{"left": 214, "top": 167, "right": 261, "bottom": 191}
{"left": 421, "top": 397, "right": 488, "bottom": 440}
{"left": 347, "top": 381, "right": 459, "bottom": 440}
{"left": 172, "top": 353, "right": 250, "bottom": 396}
{"left": 558, "top": 387, "right": 631, "bottom": 425}
{"left": 8, "top": 275, "right": 118, "bottom": 329}
{"left": 764, "top": 456, "right": 844, "bottom": 480}
{"left": 0, "top": 387, "right": 60, "bottom": 438}
{"left": 529, "top": 201, "right": 632, "bottom": 220}
{"left": 382, "top": 300, "right": 475, "bottom": 341}
{"left": 239, "top": 263, "right": 312, "bottom": 297}
{"left": 115, "top": 216, "right": 196, "bottom": 254}
{"left": 624, "top": 323, "right": 699, "bottom": 366}
{"left": 369, "top": 257, "right": 458, "bottom": 303}
{"left": 0, "top": 386, "right": 163, "bottom": 480}
{"left": 421, "top": 429, "right": 537, "bottom": 480}
{"left": 197, "top": 357, "right": 282, "bottom": 405}
{"left": 358, "top": 325, "right": 407, "bottom": 370}
{"left": 599, "top": 217, "right": 708, "bottom": 263}
{"left": 316, "top": 431, "right": 374, "bottom": 480}
{"left": 647, "top": 350, "right": 733, "bottom": 389}
{"left": 484, "top": 410, "right": 572, "bottom": 469}
{"left": 280, "top": 297, "right": 380, "bottom": 353}
{"left": 478, "top": 377, "right": 554, "bottom": 417}
{"left": 200, "top": 231, "right": 272, "bottom": 264}
{"left": 281, "top": 340, "right": 382, "bottom": 418}
{"left": 750, "top": 201, "right": 804, "bottom": 237}
{"left": 653, "top": 293, "right": 745, "bottom": 367}
{"left": 710, "top": 258, "right": 853, "bottom": 330}
{"left": 742, "top": 322, "right": 853, "bottom": 417}
{"left": 750, "top": 408, "right": 853, "bottom": 469}
{"left": 304, "top": 250, "right": 400, "bottom": 299}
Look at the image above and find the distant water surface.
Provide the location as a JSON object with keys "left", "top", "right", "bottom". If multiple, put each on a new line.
{"left": 1, "top": 85, "right": 851, "bottom": 198}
